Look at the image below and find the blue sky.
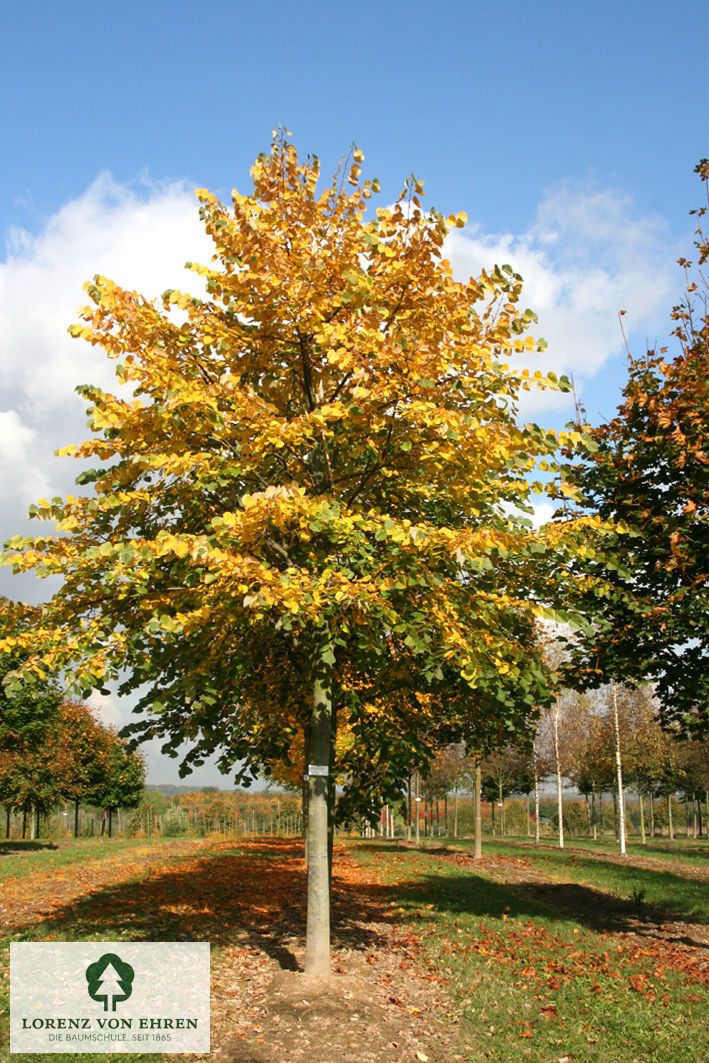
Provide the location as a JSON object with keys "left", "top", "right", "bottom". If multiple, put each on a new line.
{"left": 0, "top": 0, "right": 707, "bottom": 785}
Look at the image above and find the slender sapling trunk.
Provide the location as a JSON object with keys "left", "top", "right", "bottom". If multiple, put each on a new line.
{"left": 611, "top": 681, "right": 627, "bottom": 856}
{"left": 473, "top": 759, "right": 482, "bottom": 861}
{"left": 415, "top": 773, "right": 420, "bottom": 846}
{"left": 552, "top": 701, "right": 564, "bottom": 849}
{"left": 534, "top": 759, "right": 540, "bottom": 847}
{"left": 639, "top": 791, "right": 647, "bottom": 845}
{"left": 304, "top": 655, "right": 334, "bottom": 976}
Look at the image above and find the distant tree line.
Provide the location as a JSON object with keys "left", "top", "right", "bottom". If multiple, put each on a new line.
{"left": 0, "top": 601, "right": 144, "bottom": 839}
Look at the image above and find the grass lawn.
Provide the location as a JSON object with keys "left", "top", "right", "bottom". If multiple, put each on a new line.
{"left": 351, "top": 838, "right": 709, "bottom": 1062}
{"left": 1, "top": 835, "right": 707, "bottom": 1062}
{"left": 0, "top": 838, "right": 158, "bottom": 882}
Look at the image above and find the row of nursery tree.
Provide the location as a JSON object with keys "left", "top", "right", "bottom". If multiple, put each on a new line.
{"left": 418, "top": 683, "right": 709, "bottom": 849}
{"left": 0, "top": 137, "right": 706, "bottom": 973}
{"left": 0, "top": 651, "right": 145, "bottom": 838}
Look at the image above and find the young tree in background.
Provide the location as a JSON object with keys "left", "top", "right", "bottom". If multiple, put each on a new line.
{"left": 610, "top": 681, "right": 628, "bottom": 855}
{"left": 621, "top": 688, "right": 664, "bottom": 844}
{"left": 481, "top": 744, "right": 532, "bottom": 840}
{"left": 54, "top": 698, "right": 114, "bottom": 836}
{"left": 675, "top": 738, "right": 709, "bottom": 837}
{"left": 95, "top": 736, "right": 145, "bottom": 838}
{"left": 0, "top": 599, "right": 64, "bottom": 837}
{"left": 536, "top": 691, "right": 574, "bottom": 849}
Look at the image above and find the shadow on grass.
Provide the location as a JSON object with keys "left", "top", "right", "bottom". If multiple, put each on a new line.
{"left": 441, "top": 839, "right": 709, "bottom": 921}
{"left": 10, "top": 839, "right": 392, "bottom": 973}
{"left": 379, "top": 867, "right": 709, "bottom": 951}
{"left": 634, "top": 844, "right": 709, "bottom": 860}
{"left": 523, "top": 839, "right": 709, "bottom": 862}
{"left": 0, "top": 841, "right": 58, "bottom": 854}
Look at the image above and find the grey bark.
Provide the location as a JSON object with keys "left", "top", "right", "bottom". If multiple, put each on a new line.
{"left": 304, "top": 652, "right": 334, "bottom": 976}
{"left": 414, "top": 773, "right": 421, "bottom": 846}
{"left": 473, "top": 759, "right": 482, "bottom": 860}
{"left": 611, "top": 681, "right": 627, "bottom": 855}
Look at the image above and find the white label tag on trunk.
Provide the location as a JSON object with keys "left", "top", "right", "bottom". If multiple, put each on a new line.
{"left": 308, "top": 764, "right": 329, "bottom": 776}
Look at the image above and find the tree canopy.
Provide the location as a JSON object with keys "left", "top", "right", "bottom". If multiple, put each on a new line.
{"left": 559, "top": 160, "right": 709, "bottom": 736}
{"left": 0, "top": 598, "right": 64, "bottom": 816}
{"left": 1, "top": 133, "right": 608, "bottom": 971}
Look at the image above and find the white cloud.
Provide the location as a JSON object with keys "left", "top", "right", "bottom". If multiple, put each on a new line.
{"left": 0, "top": 172, "right": 210, "bottom": 421}
{"left": 0, "top": 173, "right": 212, "bottom": 602}
{"left": 86, "top": 689, "right": 124, "bottom": 729}
{"left": 444, "top": 182, "right": 680, "bottom": 414}
{"left": 0, "top": 410, "right": 53, "bottom": 504}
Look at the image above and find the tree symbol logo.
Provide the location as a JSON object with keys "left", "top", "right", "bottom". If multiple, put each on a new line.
{"left": 85, "top": 953, "right": 135, "bottom": 1011}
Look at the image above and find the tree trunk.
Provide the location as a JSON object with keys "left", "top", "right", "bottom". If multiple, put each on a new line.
{"left": 327, "top": 707, "right": 336, "bottom": 885}
{"left": 556, "top": 765, "right": 564, "bottom": 849}
{"left": 498, "top": 778, "right": 505, "bottom": 840}
{"left": 407, "top": 775, "right": 412, "bottom": 842}
{"left": 453, "top": 785, "right": 458, "bottom": 839}
{"left": 553, "top": 705, "right": 564, "bottom": 850}
{"left": 473, "top": 759, "right": 482, "bottom": 861}
{"left": 75, "top": 798, "right": 80, "bottom": 839}
{"left": 108, "top": 810, "right": 113, "bottom": 838}
{"left": 304, "top": 657, "right": 334, "bottom": 977}
{"left": 30, "top": 808, "right": 36, "bottom": 841}
{"left": 649, "top": 794, "right": 655, "bottom": 838}
{"left": 639, "top": 791, "right": 647, "bottom": 845}
{"left": 592, "top": 789, "right": 597, "bottom": 840}
{"left": 667, "top": 794, "right": 674, "bottom": 840}
{"left": 415, "top": 773, "right": 421, "bottom": 846}
{"left": 534, "top": 761, "right": 540, "bottom": 847}
{"left": 611, "top": 681, "right": 627, "bottom": 856}
{"left": 5, "top": 808, "right": 10, "bottom": 839}
{"left": 526, "top": 794, "right": 531, "bottom": 837}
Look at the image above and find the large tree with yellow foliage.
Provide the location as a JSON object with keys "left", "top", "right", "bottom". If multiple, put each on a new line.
{"left": 2, "top": 133, "right": 604, "bottom": 973}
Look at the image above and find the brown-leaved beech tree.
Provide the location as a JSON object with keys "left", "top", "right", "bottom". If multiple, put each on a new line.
{"left": 559, "top": 160, "right": 709, "bottom": 739}
{"left": 1, "top": 134, "right": 609, "bottom": 975}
